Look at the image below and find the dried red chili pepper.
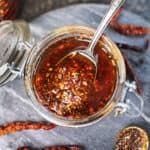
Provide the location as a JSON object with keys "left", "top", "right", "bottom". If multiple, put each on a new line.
{"left": 110, "top": 23, "right": 149, "bottom": 36}
{"left": 144, "top": 38, "right": 150, "bottom": 50}
{"left": 44, "top": 145, "right": 81, "bottom": 150}
{"left": 0, "top": 122, "right": 56, "bottom": 136}
{"left": 116, "top": 38, "right": 150, "bottom": 53}
{"left": 123, "top": 54, "right": 142, "bottom": 95}
{"left": 110, "top": 9, "right": 150, "bottom": 93}
{"left": 110, "top": 8, "right": 150, "bottom": 36}
{"left": 116, "top": 39, "right": 150, "bottom": 94}
{"left": 17, "top": 146, "right": 81, "bottom": 150}
{"left": 17, "top": 147, "right": 30, "bottom": 150}
{"left": 110, "top": 8, "right": 124, "bottom": 23}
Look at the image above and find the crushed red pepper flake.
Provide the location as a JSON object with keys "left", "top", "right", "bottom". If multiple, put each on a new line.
{"left": 0, "top": 122, "right": 56, "bottom": 136}
{"left": 0, "top": 13, "right": 148, "bottom": 147}
{"left": 0, "top": 8, "right": 148, "bottom": 150}
{"left": 33, "top": 37, "right": 116, "bottom": 119}
{"left": 110, "top": 8, "right": 150, "bottom": 36}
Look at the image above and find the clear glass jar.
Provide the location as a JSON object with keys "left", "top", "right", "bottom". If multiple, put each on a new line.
{"left": 0, "top": 21, "right": 149, "bottom": 127}
{"left": 24, "top": 26, "right": 126, "bottom": 127}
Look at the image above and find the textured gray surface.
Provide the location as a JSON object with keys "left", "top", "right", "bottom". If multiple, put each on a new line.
{"left": 21, "top": 0, "right": 150, "bottom": 21}
{"left": 0, "top": 4, "right": 150, "bottom": 150}
{"left": 124, "top": 0, "right": 150, "bottom": 21}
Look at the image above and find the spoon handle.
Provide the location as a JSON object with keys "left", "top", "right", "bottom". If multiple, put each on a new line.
{"left": 88, "top": 0, "right": 125, "bottom": 53}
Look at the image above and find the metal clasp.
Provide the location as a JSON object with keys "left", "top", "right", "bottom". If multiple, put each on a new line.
{"left": 8, "top": 42, "right": 32, "bottom": 76}
{"left": 115, "top": 81, "right": 143, "bottom": 117}
{"left": 115, "top": 81, "right": 150, "bottom": 123}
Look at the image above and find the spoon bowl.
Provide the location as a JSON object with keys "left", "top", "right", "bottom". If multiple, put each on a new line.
{"left": 57, "top": 0, "right": 125, "bottom": 80}
{"left": 57, "top": 48, "right": 98, "bottom": 80}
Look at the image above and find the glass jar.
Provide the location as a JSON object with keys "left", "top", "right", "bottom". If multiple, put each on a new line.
{"left": 0, "top": 20, "right": 149, "bottom": 127}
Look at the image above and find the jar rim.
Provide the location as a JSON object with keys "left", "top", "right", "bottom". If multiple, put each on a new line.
{"left": 24, "top": 25, "right": 126, "bottom": 127}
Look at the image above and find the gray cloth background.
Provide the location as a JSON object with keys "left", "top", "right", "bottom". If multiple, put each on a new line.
{"left": 21, "top": 0, "right": 150, "bottom": 21}
{"left": 0, "top": 4, "right": 150, "bottom": 150}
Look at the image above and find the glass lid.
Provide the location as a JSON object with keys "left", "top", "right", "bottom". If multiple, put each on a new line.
{"left": 0, "top": 20, "right": 31, "bottom": 86}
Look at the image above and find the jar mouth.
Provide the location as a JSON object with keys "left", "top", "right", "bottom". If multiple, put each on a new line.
{"left": 24, "top": 26, "right": 126, "bottom": 127}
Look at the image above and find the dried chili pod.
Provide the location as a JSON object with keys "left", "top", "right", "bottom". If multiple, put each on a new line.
{"left": 116, "top": 39, "right": 150, "bottom": 94}
{"left": 0, "top": 122, "right": 56, "bottom": 136}
{"left": 17, "top": 145, "right": 81, "bottom": 150}
{"left": 116, "top": 38, "right": 150, "bottom": 53}
{"left": 110, "top": 22, "right": 149, "bottom": 36}
{"left": 43, "top": 145, "right": 81, "bottom": 150}
{"left": 123, "top": 54, "right": 142, "bottom": 95}
{"left": 116, "top": 126, "right": 149, "bottom": 150}
{"left": 17, "top": 147, "right": 30, "bottom": 150}
{"left": 110, "top": 8, "right": 124, "bottom": 23}
{"left": 110, "top": 8, "right": 150, "bottom": 36}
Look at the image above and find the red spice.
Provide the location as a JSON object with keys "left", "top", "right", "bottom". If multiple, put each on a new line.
{"left": 33, "top": 36, "right": 116, "bottom": 119}
{"left": 0, "top": 122, "right": 56, "bottom": 136}
{"left": 116, "top": 38, "right": 150, "bottom": 53}
{"left": 110, "top": 9, "right": 150, "bottom": 94}
{"left": 110, "top": 8, "right": 149, "bottom": 36}
{"left": 110, "top": 8, "right": 124, "bottom": 23}
{"left": 123, "top": 54, "right": 142, "bottom": 95}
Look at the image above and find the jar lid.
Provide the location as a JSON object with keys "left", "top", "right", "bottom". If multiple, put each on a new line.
{"left": 0, "top": 20, "right": 31, "bottom": 86}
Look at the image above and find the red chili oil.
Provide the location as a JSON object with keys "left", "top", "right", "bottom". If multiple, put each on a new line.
{"left": 33, "top": 36, "right": 116, "bottom": 119}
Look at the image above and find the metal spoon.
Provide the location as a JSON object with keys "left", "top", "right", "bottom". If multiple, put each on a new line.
{"left": 58, "top": 0, "right": 125, "bottom": 78}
